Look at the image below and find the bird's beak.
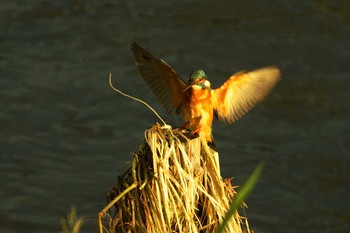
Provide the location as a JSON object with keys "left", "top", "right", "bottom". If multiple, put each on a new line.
{"left": 183, "top": 80, "right": 196, "bottom": 92}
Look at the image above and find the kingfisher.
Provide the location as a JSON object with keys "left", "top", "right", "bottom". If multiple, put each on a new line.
{"left": 131, "top": 42, "right": 280, "bottom": 146}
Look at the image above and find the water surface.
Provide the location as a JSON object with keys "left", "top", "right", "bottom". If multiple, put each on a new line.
{"left": 1, "top": 1, "right": 349, "bottom": 232}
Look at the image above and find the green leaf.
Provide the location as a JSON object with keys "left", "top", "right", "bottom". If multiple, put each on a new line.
{"left": 217, "top": 162, "right": 264, "bottom": 233}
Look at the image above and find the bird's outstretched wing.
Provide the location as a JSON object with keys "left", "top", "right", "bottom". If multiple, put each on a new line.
{"left": 131, "top": 42, "right": 187, "bottom": 114}
{"left": 212, "top": 66, "right": 281, "bottom": 123}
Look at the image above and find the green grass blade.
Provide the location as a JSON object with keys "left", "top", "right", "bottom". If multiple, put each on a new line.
{"left": 217, "top": 162, "right": 264, "bottom": 233}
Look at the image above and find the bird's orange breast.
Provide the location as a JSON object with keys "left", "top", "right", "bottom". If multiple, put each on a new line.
{"left": 186, "top": 87, "right": 212, "bottom": 116}
{"left": 183, "top": 87, "right": 214, "bottom": 142}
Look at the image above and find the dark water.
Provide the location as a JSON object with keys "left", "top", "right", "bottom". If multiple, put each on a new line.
{"left": 1, "top": 1, "right": 350, "bottom": 232}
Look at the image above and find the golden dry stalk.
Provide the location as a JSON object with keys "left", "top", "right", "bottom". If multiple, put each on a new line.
{"left": 99, "top": 124, "right": 251, "bottom": 233}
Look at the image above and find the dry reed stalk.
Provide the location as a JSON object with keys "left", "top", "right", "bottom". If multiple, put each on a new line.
{"left": 101, "top": 124, "right": 250, "bottom": 233}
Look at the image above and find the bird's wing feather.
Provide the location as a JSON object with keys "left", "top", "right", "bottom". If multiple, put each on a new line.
{"left": 212, "top": 66, "right": 281, "bottom": 123}
{"left": 131, "top": 42, "right": 186, "bottom": 114}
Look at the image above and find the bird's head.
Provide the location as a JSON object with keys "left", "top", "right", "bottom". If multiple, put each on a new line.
{"left": 183, "top": 70, "right": 210, "bottom": 92}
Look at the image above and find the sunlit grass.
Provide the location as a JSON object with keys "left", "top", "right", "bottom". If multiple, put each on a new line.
{"left": 62, "top": 124, "right": 261, "bottom": 233}
{"left": 98, "top": 125, "right": 251, "bottom": 232}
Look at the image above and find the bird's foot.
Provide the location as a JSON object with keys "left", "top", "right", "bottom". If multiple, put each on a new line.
{"left": 207, "top": 140, "right": 216, "bottom": 149}
{"left": 190, "top": 126, "right": 201, "bottom": 135}
{"left": 181, "top": 121, "right": 189, "bottom": 129}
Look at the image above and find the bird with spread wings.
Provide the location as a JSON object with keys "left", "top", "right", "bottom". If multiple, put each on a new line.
{"left": 131, "top": 42, "right": 280, "bottom": 146}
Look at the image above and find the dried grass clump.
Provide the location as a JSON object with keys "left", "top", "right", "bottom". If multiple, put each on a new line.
{"left": 99, "top": 124, "right": 250, "bottom": 233}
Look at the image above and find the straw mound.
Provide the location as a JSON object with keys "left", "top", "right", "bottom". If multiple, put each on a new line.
{"left": 103, "top": 124, "right": 249, "bottom": 233}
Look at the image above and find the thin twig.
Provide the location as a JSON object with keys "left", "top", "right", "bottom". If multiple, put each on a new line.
{"left": 108, "top": 73, "right": 169, "bottom": 127}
